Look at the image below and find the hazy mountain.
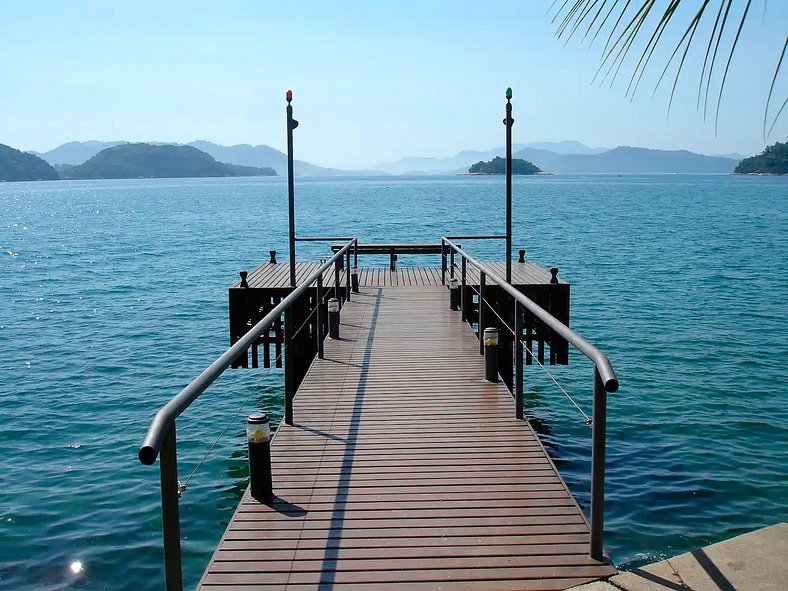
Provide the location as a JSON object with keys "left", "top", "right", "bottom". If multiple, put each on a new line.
{"left": 518, "top": 140, "right": 608, "bottom": 155}
{"left": 1, "top": 144, "right": 59, "bottom": 181}
{"left": 61, "top": 143, "right": 276, "bottom": 179}
{"left": 511, "top": 148, "right": 566, "bottom": 170}
{"left": 33, "top": 141, "right": 127, "bottom": 165}
{"left": 187, "top": 141, "right": 347, "bottom": 176}
{"left": 378, "top": 141, "right": 606, "bottom": 174}
{"left": 386, "top": 142, "right": 738, "bottom": 175}
{"left": 714, "top": 152, "right": 746, "bottom": 161}
{"left": 548, "top": 146, "right": 737, "bottom": 173}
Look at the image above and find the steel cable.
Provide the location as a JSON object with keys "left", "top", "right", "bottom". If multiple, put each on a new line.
{"left": 461, "top": 267, "right": 592, "bottom": 426}
{"left": 179, "top": 296, "right": 327, "bottom": 495}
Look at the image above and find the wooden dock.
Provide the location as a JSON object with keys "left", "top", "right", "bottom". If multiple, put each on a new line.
{"left": 233, "top": 261, "right": 564, "bottom": 289}
{"left": 198, "top": 285, "right": 615, "bottom": 590}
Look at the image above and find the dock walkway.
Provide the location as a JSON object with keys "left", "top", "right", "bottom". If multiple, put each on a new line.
{"left": 198, "top": 285, "right": 614, "bottom": 590}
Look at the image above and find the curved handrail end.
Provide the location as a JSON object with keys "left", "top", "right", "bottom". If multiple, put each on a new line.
{"left": 139, "top": 445, "right": 158, "bottom": 465}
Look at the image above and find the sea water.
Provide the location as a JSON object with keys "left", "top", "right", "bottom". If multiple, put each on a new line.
{"left": 1, "top": 174, "right": 786, "bottom": 590}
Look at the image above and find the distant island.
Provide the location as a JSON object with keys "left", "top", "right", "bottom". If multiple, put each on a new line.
{"left": 60, "top": 143, "right": 276, "bottom": 180}
{"left": 734, "top": 141, "right": 787, "bottom": 175}
{"left": 0, "top": 144, "right": 59, "bottom": 181}
{"left": 468, "top": 157, "right": 541, "bottom": 175}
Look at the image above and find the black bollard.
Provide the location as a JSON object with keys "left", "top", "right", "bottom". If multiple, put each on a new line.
{"left": 270, "top": 250, "right": 277, "bottom": 264}
{"left": 448, "top": 277, "right": 460, "bottom": 310}
{"left": 518, "top": 249, "right": 525, "bottom": 263}
{"left": 550, "top": 267, "right": 559, "bottom": 284}
{"left": 239, "top": 271, "right": 249, "bottom": 288}
{"left": 247, "top": 413, "right": 273, "bottom": 504}
{"left": 328, "top": 298, "right": 340, "bottom": 339}
{"left": 351, "top": 267, "right": 359, "bottom": 293}
{"left": 484, "top": 327, "right": 499, "bottom": 382}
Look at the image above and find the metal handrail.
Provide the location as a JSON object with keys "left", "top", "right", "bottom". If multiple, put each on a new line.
{"left": 443, "top": 238, "right": 617, "bottom": 391}
{"left": 442, "top": 236, "right": 618, "bottom": 563}
{"left": 138, "top": 237, "right": 357, "bottom": 591}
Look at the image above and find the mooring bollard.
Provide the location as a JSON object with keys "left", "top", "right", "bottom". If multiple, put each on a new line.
{"left": 351, "top": 267, "right": 359, "bottom": 293}
{"left": 239, "top": 271, "right": 249, "bottom": 288}
{"left": 484, "top": 327, "right": 499, "bottom": 382}
{"left": 247, "top": 413, "right": 273, "bottom": 504}
{"left": 328, "top": 298, "right": 340, "bottom": 339}
{"left": 448, "top": 277, "right": 460, "bottom": 310}
{"left": 269, "top": 250, "right": 277, "bottom": 264}
{"left": 550, "top": 267, "right": 559, "bottom": 284}
{"left": 518, "top": 249, "right": 525, "bottom": 263}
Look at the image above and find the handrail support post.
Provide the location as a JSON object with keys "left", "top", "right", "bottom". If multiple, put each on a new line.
{"left": 590, "top": 367, "right": 607, "bottom": 561}
{"left": 515, "top": 300, "right": 524, "bottom": 420}
{"left": 316, "top": 274, "right": 324, "bottom": 359}
{"left": 478, "top": 271, "right": 486, "bottom": 354}
{"left": 284, "top": 307, "right": 294, "bottom": 425}
{"left": 334, "top": 260, "right": 341, "bottom": 306}
{"left": 441, "top": 239, "right": 447, "bottom": 285}
{"left": 461, "top": 256, "right": 467, "bottom": 322}
{"left": 160, "top": 425, "right": 183, "bottom": 591}
{"left": 345, "top": 250, "right": 351, "bottom": 301}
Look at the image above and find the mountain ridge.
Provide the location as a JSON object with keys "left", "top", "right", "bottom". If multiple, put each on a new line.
{"left": 60, "top": 143, "right": 276, "bottom": 179}
{"left": 379, "top": 142, "right": 737, "bottom": 174}
{"left": 33, "top": 140, "right": 384, "bottom": 177}
{"left": 0, "top": 144, "right": 59, "bottom": 181}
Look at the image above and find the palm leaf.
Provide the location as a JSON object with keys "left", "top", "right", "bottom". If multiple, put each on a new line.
{"left": 551, "top": 0, "right": 786, "bottom": 136}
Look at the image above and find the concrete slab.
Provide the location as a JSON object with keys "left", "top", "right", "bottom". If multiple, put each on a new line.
{"left": 601, "top": 522, "right": 788, "bottom": 591}
{"left": 565, "top": 582, "right": 618, "bottom": 591}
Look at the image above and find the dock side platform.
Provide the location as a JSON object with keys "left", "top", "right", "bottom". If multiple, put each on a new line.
{"left": 198, "top": 285, "right": 614, "bottom": 590}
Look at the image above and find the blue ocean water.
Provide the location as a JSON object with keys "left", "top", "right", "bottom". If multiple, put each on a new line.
{"left": 1, "top": 174, "right": 786, "bottom": 590}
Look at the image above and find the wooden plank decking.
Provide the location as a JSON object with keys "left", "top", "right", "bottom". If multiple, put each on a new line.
{"left": 199, "top": 286, "right": 613, "bottom": 590}
{"left": 234, "top": 262, "right": 565, "bottom": 289}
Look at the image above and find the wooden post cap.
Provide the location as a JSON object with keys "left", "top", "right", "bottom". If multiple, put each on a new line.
{"left": 239, "top": 271, "right": 249, "bottom": 288}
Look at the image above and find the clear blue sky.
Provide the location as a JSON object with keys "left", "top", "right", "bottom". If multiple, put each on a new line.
{"left": 2, "top": 1, "right": 786, "bottom": 168}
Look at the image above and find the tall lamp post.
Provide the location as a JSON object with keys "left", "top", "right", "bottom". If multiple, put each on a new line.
{"left": 504, "top": 87, "right": 514, "bottom": 284}
{"left": 286, "top": 89, "right": 299, "bottom": 287}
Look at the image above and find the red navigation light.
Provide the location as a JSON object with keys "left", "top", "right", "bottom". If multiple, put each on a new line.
{"left": 286, "top": 89, "right": 293, "bottom": 102}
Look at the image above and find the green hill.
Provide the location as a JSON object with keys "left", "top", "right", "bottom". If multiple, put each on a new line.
{"left": 61, "top": 143, "right": 276, "bottom": 179}
{"left": 735, "top": 141, "right": 788, "bottom": 175}
{"left": 468, "top": 157, "right": 541, "bottom": 175}
{"left": 0, "top": 144, "right": 59, "bottom": 181}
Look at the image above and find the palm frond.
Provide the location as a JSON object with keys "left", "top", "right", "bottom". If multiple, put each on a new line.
{"left": 552, "top": 0, "right": 786, "bottom": 136}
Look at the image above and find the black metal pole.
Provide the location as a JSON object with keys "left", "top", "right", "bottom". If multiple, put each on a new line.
{"left": 316, "top": 274, "right": 324, "bottom": 359}
{"left": 284, "top": 308, "right": 294, "bottom": 425}
{"left": 286, "top": 90, "right": 299, "bottom": 287}
{"left": 461, "top": 256, "right": 467, "bottom": 322}
{"left": 160, "top": 425, "right": 183, "bottom": 591}
{"left": 504, "top": 87, "right": 514, "bottom": 285}
{"left": 345, "top": 250, "right": 351, "bottom": 301}
{"left": 478, "top": 271, "right": 486, "bottom": 355}
{"left": 334, "top": 260, "right": 341, "bottom": 304}
{"left": 515, "top": 301, "right": 524, "bottom": 420}
{"left": 590, "top": 366, "right": 607, "bottom": 561}
{"left": 441, "top": 240, "right": 447, "bottom": 285}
